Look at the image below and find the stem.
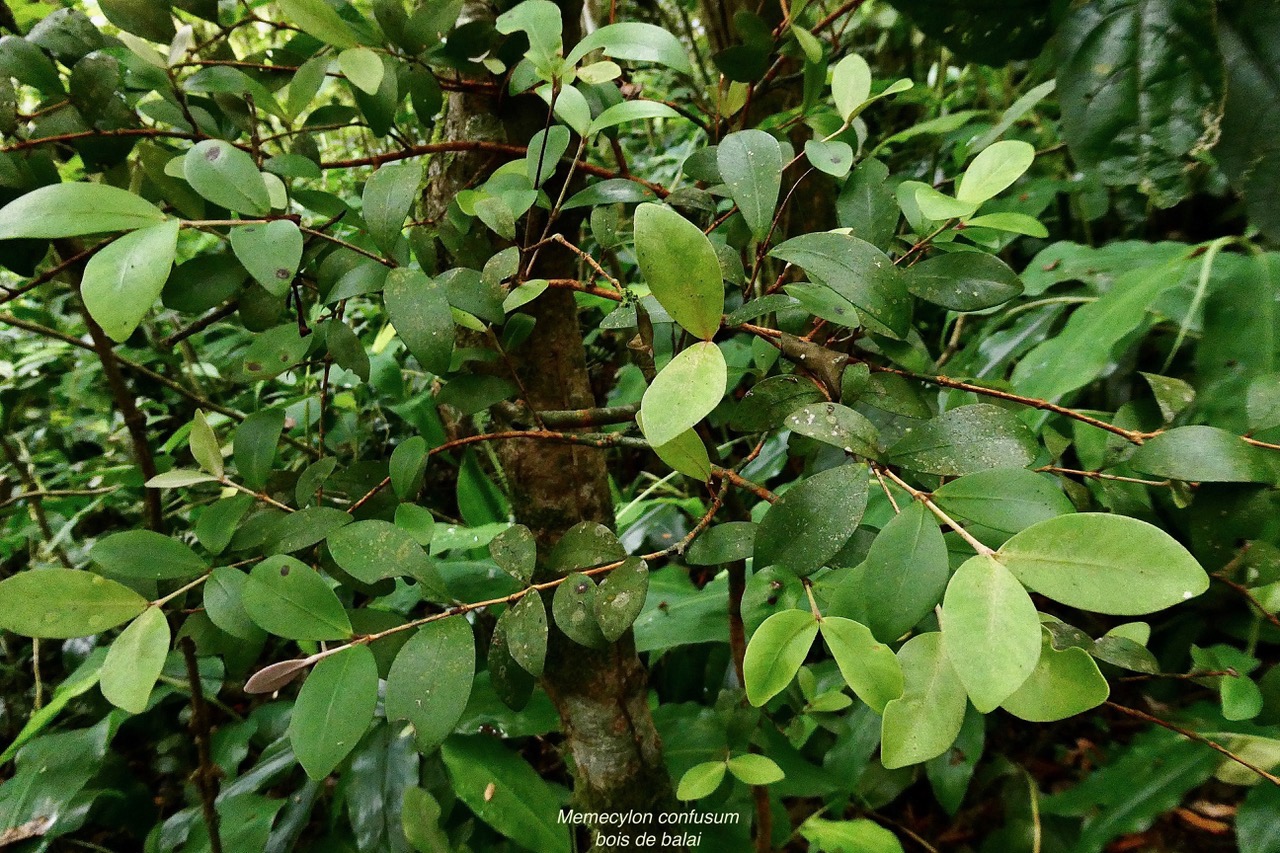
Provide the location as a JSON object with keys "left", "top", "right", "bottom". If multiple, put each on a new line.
{"left": 180, "top": 637, "right": 224, "bottom": 853}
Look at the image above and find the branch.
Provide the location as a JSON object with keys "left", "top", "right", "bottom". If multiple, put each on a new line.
{"left": 180, "top": 637, "right": 224, "bottom": 853}
{"left": 1105, "top": 701, "right": 1280, "bottom": 787}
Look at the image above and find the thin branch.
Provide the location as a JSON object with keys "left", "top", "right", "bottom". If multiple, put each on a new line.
{"left": 1105, "top": 701, "right": 1280, "bottom": 787}
{"left": 180, "top": 637, "right": 224, "bottom": 853}
{"left": 875, "top": 465, "right": 993, "bottom": 555}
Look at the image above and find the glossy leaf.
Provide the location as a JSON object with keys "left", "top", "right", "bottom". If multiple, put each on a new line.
{"left": 676, "top": 760, "right": 727, "bottom": 800}
{"left": 956, "top": 140, "right": 1035, "bottom": 204}
{"left": 633, "top": 203, "right": 724, "bottom": 339}
{"left": 203, "top": 567, "right": 263, "bottom": 641}
{"left": 328, "top": 520, "right": 442, "bottom": 591}
{"left": 387, "top": 618, "right": 475, "bottom": 752}
{"left": 770, "top": 232, "right": 911, "bottom": 338}
{"left": 385, "top": 269, "right": 454, "bottom": 376}
{"left": 279, "top": 0, "right": 360, "bottom": 48}
{"left": 718, "top": 130, "right": 783, "bottom": 240}
{"left": 184, "top": 140, "right": 270, "bottom": 215}
{"left": 500, "top": 592, "right": 547, "bottom": 677}
{"left": 389, "top": 435, "right": 429, "bottom": 500}
{"left": 905, "top": 251, "right": 1024, "bottom": 311}
{"left": 189, "top": 410, "right": 222, "bottom": 477}
{"left": 0, "top": 183, "right": 165, "bottom": 239}
{"left": 754, "top": 463, "right": 869, "bottom": 576}
{"left": 0, "top": 570, "right": 148, "bottom": 639}
{"left": 593, "top": 557, "right": 648, "bottom": 642}
{"left": 886, "top": 404, "right": 1037, "bottom": 476}
{"left": 932, "top": 469, "right": 1073, "bottom": 547}
{"left": 685, "top": 522, "right": 755, "bottom": 566}
{"left": 941, "top": 555, "right": 1042, "bottom": 712}
{"left": 100, "top": 607, "right": 169, "bottom": 714}
{"left": 490, "top": 525, "right": 537, "bottom": 584}
{"left": 233, "top": 409, "right": 285, "bottom": 490}
{"left": 82, "top": 219, "right": 179, "bottom": 341}
{"left": 726, "top": 753, "right": 785, "bottom": 785}
{"left": 289, "top": 645, "right": 379, "bottom": 780}
{"left": 363, "top": 161, "right": 420, "bottom": 253}
{"left": 230, "top": 220, "right": 302, "bottom": 297}
{"left": 997, "top": 513, "right": 1210, "bottom": 615}
{"left": 638, "top": 341, "right": 726, "bottom": 447}
{"left": 242, "top": 555, "right": 352, "bottom": 640}
{"left": 820, "top": 616, "right": 904, "bottom": 713}
{"left": 565, "top": 22, "right": 693, "bottom": 74}
{"left": 880, "top": 633, "right": 967, "bottom": 769}
{"left": 744, "top": 609, "right": 819, "bottom": 706}
{"left": 784, "top": 402, "right": 880, "bottom": 458}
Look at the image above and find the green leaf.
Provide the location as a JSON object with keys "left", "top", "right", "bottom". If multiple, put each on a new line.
{"left": 184, "top": 140, "right": 270, "bottom": 216}
{"left": 770, "top": 232, "right": 911, "bottom": 338}
{"left": 594, "top": 557, "right": 648, "bottom": 642}
{"left": 526, "top": 126, "right": 570, "bottom": 188}
{"left": 905, "top": 251, "right": 1024, "bottom": 311}
{"left": 638, "top": 342, "right": 726, "bottom": 447}
{"left": 495, "top": 0, "right": 562, "bottom": 70}
{"left": 0, "top": 570, "right": 147, "bottom": 638}
{"left": 440, "top": 735, "right": 571, "bottom": 853}
{"left": 587, "top": 100, "right": 679, "bottom": 135}
{"left": 886, "top": 404, "right": 1037, "bottom": 477}
{"left": 941, "top": 554, "right": 1042, "bottom": 712}
{"left": 633, "top": 203, "right": 724, "bottom": 339}
{"left": 229, "top": 220, "right": 302, "bottom": 297}
{"left": 552, "top": 573, "right": 608, "bottom": 648}
{"left": 1218, "top": 2, "right": 1280, "bottom": 244}
{"left": 189, "top": 410, "right": 223, "bottom": 477}
{"left": 363, "top": 161, "right": 420, "bottom": 254}
{"left": 997, "top": 513, "right": 1209, "bottom": 615}
{"left": 145, "top": 469, "right": 220, "bottom": 487}
{"left": 744, "top": 609, "right": 819, "bottom": 706}
{"left": 837, "top": 158, "right": 899, "bottom": 250}
{"left": 755, "top": 463, "right": 869, "bottom": 576}
{"left": 0, "top": 35, "right": 65, "bottom": 96}
{"left": 91, "top": 530, "right": 208, "bottom": 581}
{"left": 289, "top": 645, "right": 378, "bottom": 780}
{"left": 1056, "top": 0, "right": 1223, "bottom": 206}
{"left": 328, "top": 520, "right": 442, "bottom": 593}
{"left": 676, "top": 760, "right": 727, "bottom": 800}
{"left": 804, "top": 140, "right": 854, "bottom": 178}
{"left": 278, "top": 0, "right": 360, "bottom": 48}
{"left": 1001, "top": 634, "right": 1110, "bottom": 722}
{"left": 565, "top": 22, "right": 693, "bottom": 74}
{"left": 880, "top": 632, "right": 967, "bottom": 769}
{"left": 784, "top": 402, "right": 880, "bottom": 458}
{"left": 718, "top": 130, "right": 783, "bottom": 240}
{"left": 962, "top": 211, "right": 1048, "bottom": 238}
{"left": 859, "top": 501, "right": 949, "bottom": 641}
{"left": 956, "top": 140, "right": 1035, "bottom": 204}
{"left": 685, "top": 522, "right": 755, "bottom": 566}
{"left": 99, "top": 607, "right": 169, "bottom": 714}
{"left": 338, "top": 46, "right": 384, "bottom": 94}
{"left": 387, "top": 618, "right": 475, "bottom": 752}
{"left": 489, "top": 525, "right": 537, "bottom": 584}
{"left": 800, "top": 816, "right": 905, "bottom": 853}
{"left": 385, "top": 269, "right": 454, "bottom": 375}
{"left": 726, "top": 753, "right": 785, "bottom": 785}
{"left": 547, "top": 522, "right": 624, "bottom": 573}
{"left": 234, "top": 409, "right": 285, "bottom": 490}
{"left": 731, "top": 374, "right": 825, "bottom": 432}
{"left": 647, "top": 425, "right": 713, "bottom": 480}
{"left": 0, "top": 183, "right": 166, "bottom": 239}
{"left": 203, "top": 567, "right": 263, "bottom": 641}
{"left": 242, "top": 555, "right": 352, "bottom": 640}
{"left": 402, "top": 787, "right": 449, "bottom": 853}
{"left": 1237, "top": 783, "right": 1280, "bottom": 853}
{"left": 831, "top": 54, "right": 872, "bottom": 121}
{"left": 931, "top": 469, "right": 1073, "bottom": 547}
{"left": 1129, "top": 425, "right": 1280, "bottom": 484}
{"left": 820, "top": 616, "right": 904, "bottom": 713}
{"left": 926, "top": 706, "right": 984, "bottom": 816}
{"left": 390, "top": 435, "right": 429, "bottom": 500}
{"left": 914, "top": 185, "right": 980, "bottom": 221}
{"left": 500, "top": 593, "right": 547, "bottom": 676}
{"left": 82, "top": 219, "right": 179, "bottom": 342}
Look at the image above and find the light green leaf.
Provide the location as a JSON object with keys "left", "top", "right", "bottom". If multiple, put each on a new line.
{"left": 100, "top": 607, "right": 169, "bottom": 714}
{"left": 941, "top": 554, "right": 1041, "bottom": 712}
{"left": 886, "top": 404, "right": 1037, "bottom": 477}
{"left": 638, "top": 341, "right": 726, "bottom": 447}
{"left": 338, "top": 46, "right": 384, "bottom": 94}
{"left": 718, "top": 130, "right": 783, "bottom": 240}
{"left": 962, "top": 211, "right": 1048, "bottom": 237}
{"left": 744, "top": 609, "right": 819, "bottom": 706}
{"left": 831, "top": 54, "right": 872, "bottom": 121}
{"left": 676, "top": 761, "right": 727, "bottom": 800}
{"left": 565, "top": 22, "right": 693, "bottom": 74}
{"left": 390, "top": 435, "right": 429, "bottom": 500}
{"left": 593, "top": 557, "right": 648, "bottom": 642}
{"left": 0, "top": 570, "right": 148, "bottom": 639}
{"left": 386, "top": 618, "right": 476, "bottom": 752}
{"left": 755, "top": 463, "right": 869, "bottom": 576}
{"left": 858, "top": 500, "right": 949, "bottom": 641}
{"left": 800, "top": 816, "right": 905, "bottom": 853}
{"left": 1002, "top": 634, "right": 1110, "bottom": 722}
{"left": 82, "top": 219, "right": 179, "bottom": 342}
{"left": 647, "top": 425, "right": 713, "bottom": 480}
{"left": 587, "top": 100, "right": 679, "bottom": 135}
{"left": 183, "top": 140, "right": 270, "bottom": 215}
{"left": 230, "top": 220, "right": 303, "bottom": 297}
{"left": 203, "top": 567, "right": 263, "bottom": 641}
{"left": 385, "top": 268, "right": 454, "bottom": 375}
{"left": 997, "top": 513, "right": 1210, "bottom": 615}
{"left": 278, "top": 0, "right": 360, "bottom": 48}
{"left": 820, "top": 616, "right": 904, "bottom": 713}
{"left": 1129, "top": 425, "right": 1280, "bottom": 484}
{"left": 633, "top": 203, "right": 724, "bottom": 339}
{"left": 363, "top": 161, "right": 421, "bottom": 254}
{"left": 726, "top": 753, "right": 785, "bottom": 785}
{"left": 932, "top": 469, "right": 1073, "bottom": 547}
{"left": 289, "top": 645, "right": 378, "bottom": 779}
{"left": 956, "top": 140, "right": 1035, "bottom": 204}
{"left": 914, "top": 185, "right": 979, "bottom": 221}
{"left": 90, "top": 530, "right": 208, "bottom": 581}
{"left": 234, "top": 409, "right": 285, "bottom": 490}
{"left": 770, "top": 232, "right": 911, "bottom": 338}
{"left": 242, "top": 555, "right": 352, "bottom": 640}
{"left": 189, "top": 410, "right": 223, "bottom": 477}
{"left": 880, "top": 632, "right": 967, "bottom": 769}
{"left": 145, "top": 470, "right": 220, "bottom": 488}
{"left": 495, "top": 0, "right": 562, "bottom": 69}
{"left": 0, "top": 183, "right": 166, "bottom": 239}
{"left": 804, "top": 139, "right": 854, "bottom": 178}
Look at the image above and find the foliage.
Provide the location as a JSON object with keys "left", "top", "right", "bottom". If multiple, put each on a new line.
{"left": 0, "top": 0, "right": 1279, "bottom": 851}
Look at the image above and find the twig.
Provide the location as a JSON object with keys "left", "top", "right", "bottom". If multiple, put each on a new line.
{"left": 875, "top": 465, "right": 993, "bottom": 555}
{"left": 1105, "top": 701, "right": 1280, "bottom": 786}
{"left": 180, "top": 637, "right": 224, "bottom": 853}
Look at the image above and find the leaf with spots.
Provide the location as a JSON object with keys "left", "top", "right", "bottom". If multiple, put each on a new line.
{"left": 289, "top": 645, "right": 379, "bottom": 779}
{"left": 230, "top": 220, "right": 303, "bottom": 297}
{"left": 386, "top": 618, "right": 475, "bottom": 752}
{"left": 593, "top": 557, "right": 648, "bottom": 642}
{"left": 242, "top": 555, "right": 352, "bottom": 641}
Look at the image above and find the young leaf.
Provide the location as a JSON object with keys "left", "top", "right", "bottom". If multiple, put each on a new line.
{"left": 587, "top": 100, "right": 680, "bottom": 135}
{"left": 337, "top": 46, "right": 384, "bottom": 94}
{"left": 647, "top": 425, "right": 713, "bottom": 480}
{"left": 100, "top": 607, "right": 169, "bottom": 714}
{"left": 718, "top": 130, "right": 783, "bottom": 240}
{"left": 189, "top": 410, "right": 223, "bottom": 477}
{"left": 494, "top": 0, "right": 563, "bottom": 70}
{"left": 90, "top": 530, "right": 209, "bottom": 581}
{"left": 880, "top": 632, "right": 967, "bottom": 769}
{"left": 242, "top": 555, "right": 353, "bottom": 641}
{"left": 229, "top": 220, "right": 303, "bottom": 297}
{"left": 941, "top": 554, "right": 1042, "bottom": 712}
{"left": 0, "top": 182, "right": 166, "bottom": 238}
{"left": 744, "top": 609, "right": 819, "bottom": 706}
{"left": 754, "top": 463, "right": 869, "bottom": 576}
{"left": 804, "top": 139, "right": 854, "bottom": 178}
{"left": 362, "top": 161, "right": 421, "bottom": 254}
{"left": 820, "top": 616, "right": 904, "bottom": 713}
{"left": 500, "top": 592, "right": 548, "bottom": 677}
{"left": 183, "top": 140, "right": 271, "bottom": 215}
{"left": 956, "top": 140, "right": 1035, "bottom": 204}
{"left": 82, "top": 219, "right": 179, "bottom": 342}
{"left": 289, "top": 645, "right": 379, "bottom": 779}
{"left": 858, "top": 501, "right": 948, "bottom": 642}
{"left": 386, "top": 618, "right": 476, "bottom": 752}
{"left": 831, "top": 54, "right": 872, "bottom": 120}
{"left": 593, "top": 557, "right": 648, "bottom": 642}
{"left": 676, "top": 761, "right": 727, "bottom": 800}
{"left": 725, "top": 753, "right": 785, "bottom": 785}
{"left": 633, "top": 203, "right": 724, "bottom": 339}
{"left": 638, "top": 341, "right": 726, "bottom": 447}
{"left": 914, "top": 185, "right": 979, "bottom": 221}
{"left": 1001, "top": 634, "right": 1110, "bottom": 722}
{"left": 233, "top": 409, "right": 285, "bottom": 490}
{"left": 385, "top": 268, "right": 454, "bottom": 375}
{"left": 997, "top": 513, "right": 1210, "bottom": 615}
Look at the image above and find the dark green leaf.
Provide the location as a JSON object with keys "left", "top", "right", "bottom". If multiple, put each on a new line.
{"left": 1129, "top": 425, "right": 1280, "bottom": 483}
{"left": 552, "top": 572, "right": 608, "bottom": 648}
{"left": 490, "top": 524, "right": 537, "bottom": 583}
{"left": 386, "top": 618, "right": 475, "bottom": 752}
{"left": 500, "top": 592, "right": 547, "bottom": 676}
{"left": 755, "top": 463, "right": 869, "bottom": 576}
{"left": 363, "top": 162, "right": 420, "bottom": 254}
{"left": 886, "top": 404, "right": 1037, "bottom": 476}
{"left": 242, "top": 555, "right": 353, "bottom": 640}
{"left": 771, "top": 232, "right": 911, "bottom": 338}
{"left": 290, "top": 646, "right": 379, "bottom": 780}
{"left": 594, "top": 557, "right": 648, "bottom": 642}
{"left": 686, "top": 522, "right": 755, "bottom": 566}
{"left": 91, "top": 530, "right": 208, "bottom": 581}
{"left": 234, "top": 409, "right": 286, "bottom": 490}
{"left": 385, "top": 269, "right": 454, "bottom": 375}
{"left": 389, "top": 436, "right": 429, "bottom": 500}
{"left": 905, "top": 251, "right": 1023, "bottom": 311}
{"left": 859, "top": 501, "right": 948, "bottom": 641}
{"left": 718, "top": 130, "right": 782, "bottom": 240}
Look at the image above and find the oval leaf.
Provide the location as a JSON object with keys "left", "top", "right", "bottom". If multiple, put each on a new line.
{"left": 82, "top": 219, "right": 179, "bottom": 342}
{"left": 501, "top": 592, "right": 547, "bottom": 677}
{"left": 886, "top": 404, "right": 1037, "bottom": 476}
{"left": 905, "top": 251, "right": 1024, "bottom": 311}
{"left": 858, "top": 501, "right": 949, "bottom": 642}
{"left": 242, "top": 555, "right": 352, "bottom": 640}
{"left": 744, "top": 609, "right": 819, "bottom": 706}
{"left": 718, "top": 130, "right": 783, "bottom": 240}
{"left": 552, "top": 572, "right": 608, "bottom": 648}
{"left": 289, "top": 645, "right": 379, "bottom": 779}
{"left": 0, "top": 182, "right": 166, "bottom": 239}
{"left": 593, "top": 557, "right": 649, "bottom": 642}
{"left": 230, "top": 220, "right": 303, "bottom": 297}
{"left": 91, "top": 529, "right": 208, "bottom": 581}
{"left": 184, "top": 140, "right": 270, "bottom": 215}
{"left": 880, "top": 632, "right": 967, "bottom": 769}
{"left": 100, "top": 606, "right": 170, "bottom": 714}
{"left": 633, "top": 203, "right": 724, "bottom": 339}
{"left": 0, "top": 569, "right": 148, "bottom": 639}
{"left": 385, "top": 268, "right": 454, "bottom": 375}
{"left": 386, "top": 617, "right": 475, "bottom": 752}
{"left": 755, "top": 463, "right": 869, "bottom": 576}
{"left": 639, "top": 341, "right": 726, "bottom": 447}
{"left": 363, "top": 161, "right": 420, "bottom": 254}
{"left": 1001, "top": 635, "right": 1110, "bottom": 722}
{"left": 820, "top": 616, "right": 904, "bottom": 713}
